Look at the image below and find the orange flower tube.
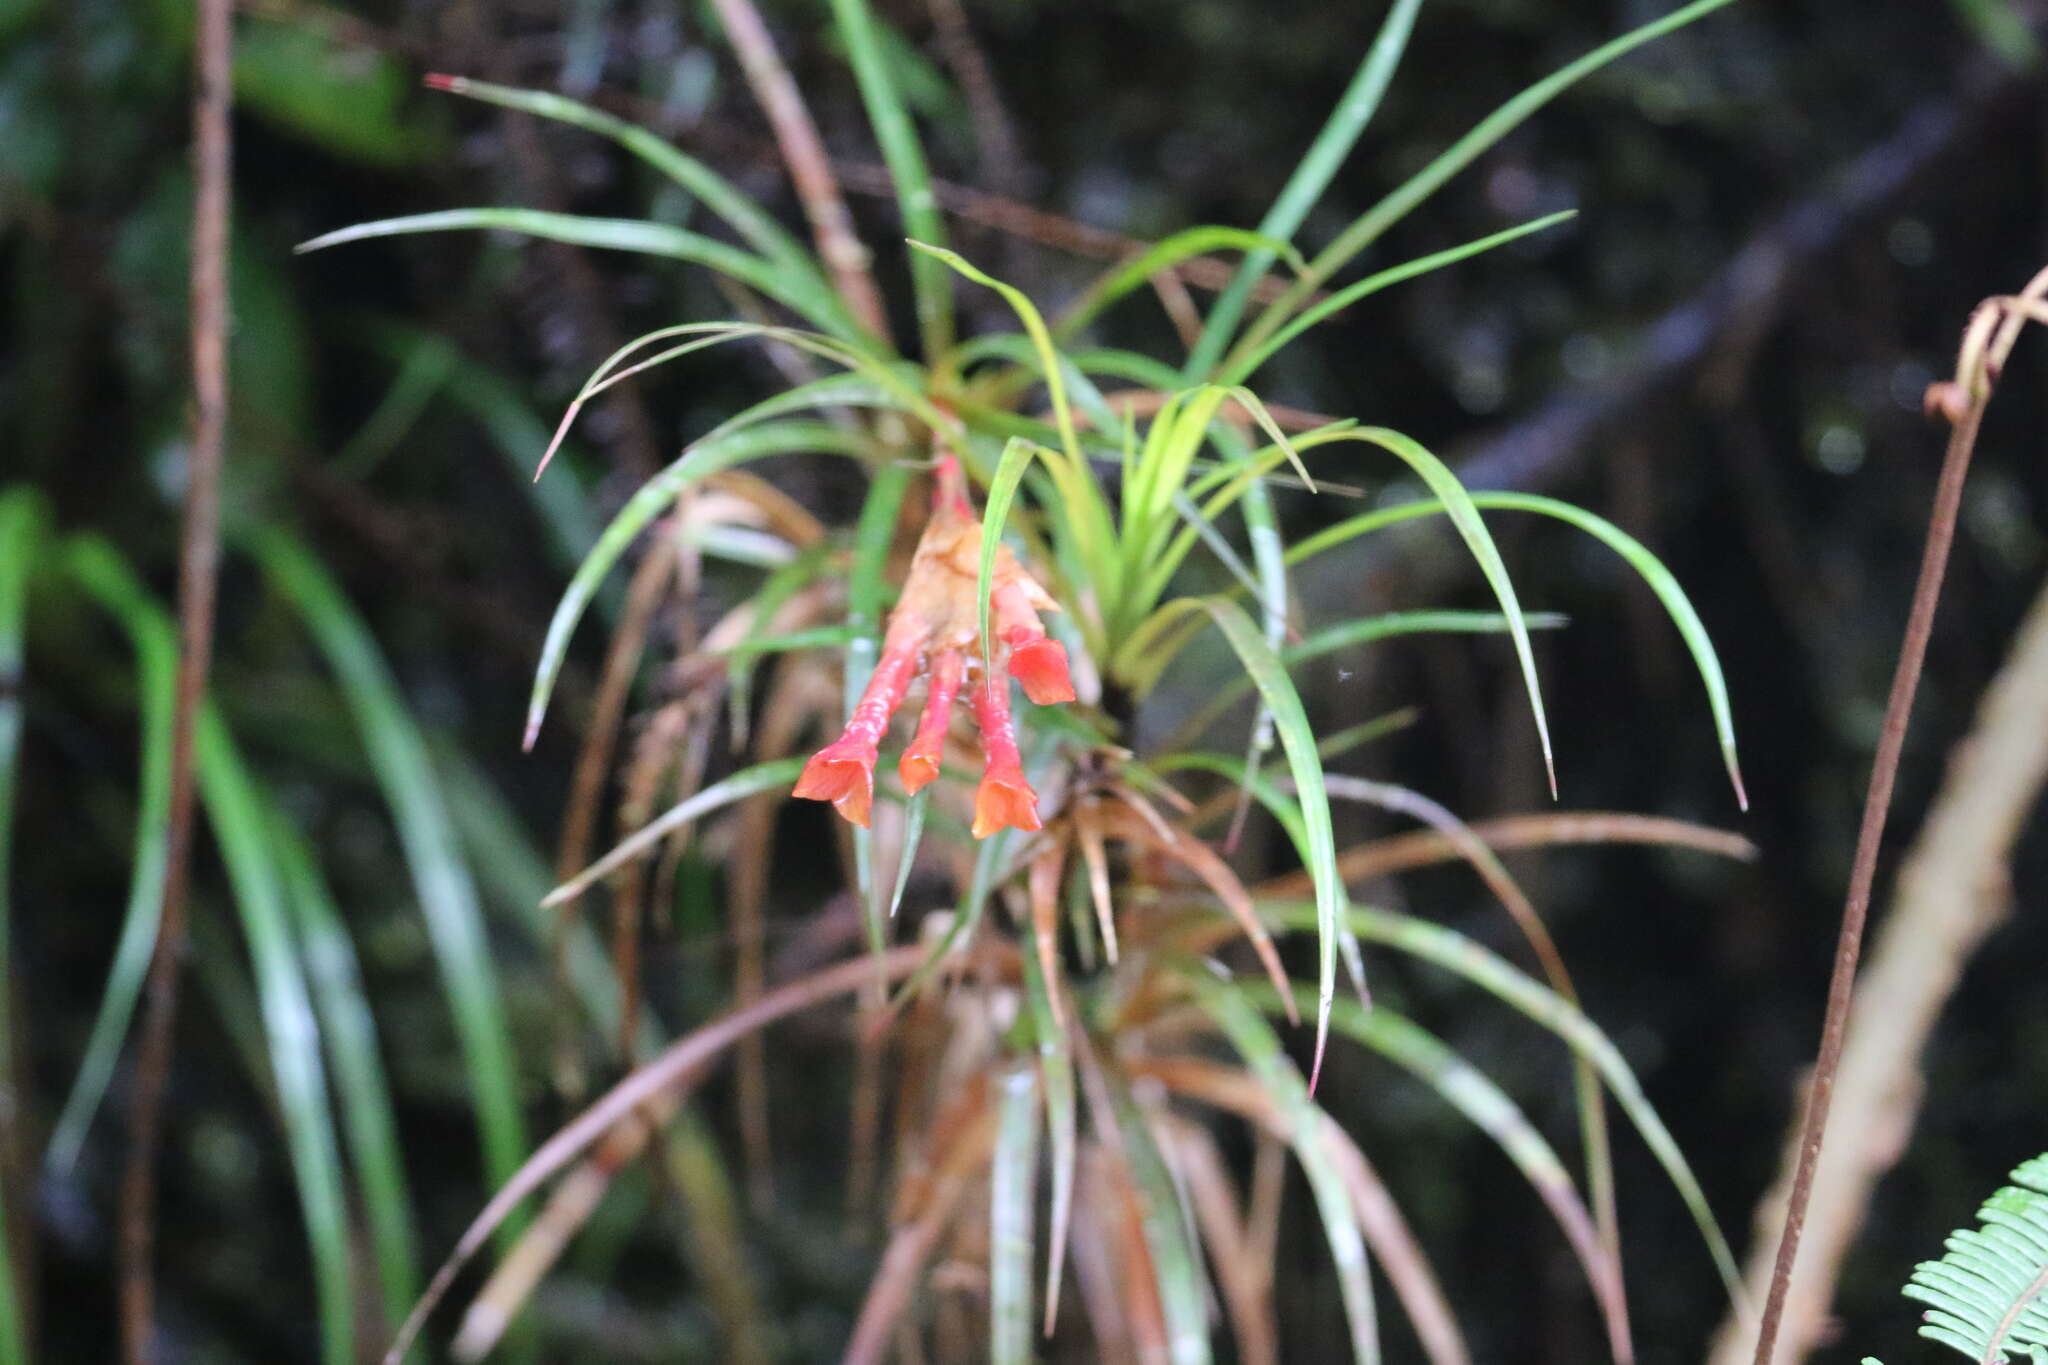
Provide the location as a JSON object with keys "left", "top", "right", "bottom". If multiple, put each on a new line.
{"left": 970, "top": 676, "right": 1042, "bottom": 838}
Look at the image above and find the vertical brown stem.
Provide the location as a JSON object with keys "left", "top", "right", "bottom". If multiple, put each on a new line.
{"left": 119, "top": 0, "right": 233, "bottom": 1358}
{"left": 706, "top": 0, "right": 892, "bottom": 345}
{"left": 1748, "top": 397, "right": 1985, "bottom": 1365}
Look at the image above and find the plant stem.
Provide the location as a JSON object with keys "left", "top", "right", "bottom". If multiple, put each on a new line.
{"left": 1747, "top": 387, "right": 1986, "bottom": 1365}
{"left": 120, "top": 0, "right": 233, "bottom": 1358}
{"left": 707, "top": 0, "right": 892, "bottom": 346}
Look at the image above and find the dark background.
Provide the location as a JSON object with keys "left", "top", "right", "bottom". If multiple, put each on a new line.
{"left": 6, "top": 0, "right": 2047, "bottom": 1360}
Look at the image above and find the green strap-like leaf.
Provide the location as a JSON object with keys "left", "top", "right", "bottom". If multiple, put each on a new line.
{"left": 1286, "top": 490, "right": 1743, "bottom": 808}
{"left": 1228, "top": 0, "right": 1740, "bottom": 366}
{"left": 1196, "top": 598, "right": 1345, "bottom": 1092}
{"left": 1181, "top": 0, "right": 1424, "bottom": 378}
{"left": 45, "top": 539, "right": 178, "bottom": 1176}
{"left": 525, "top": 419, "right": 869, "bottom": 747}
{"left": 1218, "top": 211, "right": 1577, "bottom": 385}
{"left": 1308, "top": 429, "right": 1557, "bottom": 794}
{"left": 298, "top": 208, "right": 860, "bottom": 344}
{"left": 253, "top": 529, "right": 529, "bottom": 1198}
{"left": 424, "top": 77, "right": 826, "bottom": 285}
{"left": 1257, "top": 983, "right": 1630, "bottom": 1362}
{"left": 976, "top": 437, "right": 1049, "bottom": 682}
{"left": 543, "top": 757, "right": 811, "bottom": 908}
{"left": 989, "top": 1065, "right": 1042, "bottom": 1365}
{"left": 1020, "top": 937, "right": 1077, "bottom": 1335}
{"left": 1055, "top": 226, "right": 1307, "bottom": 340}
{"left": 0, "top": 490, "right": 38, "bottom": 1365}
{"left": 1097, "top": 1067, "right": 1213, "bottom": 1365}
{"left": 828, "top": 0, "right": 952, "bottom": 356}
{"left": 270, "top": 807, "right": 422, "bottom": 1326}
{"left": 1191, "top": 972, "right": 1379, "bottom": 1365}
{"left": 1262, "top": 900, "right": 1746, "bottom": 1311}
{"left": 1171, "top": 610, "right": 1564, "bottom": 748}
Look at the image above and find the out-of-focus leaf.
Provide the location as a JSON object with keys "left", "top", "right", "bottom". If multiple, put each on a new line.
{"left": 0, "top": 488, "right": 40, "bottom": 1365}
{"left": 234, "top": 17, "right": 435, "bottom": 167}
{"left": 45, "top": 538, "right": 176, "bottom": 1175}
{"left": 252, "top": 530, "right": 529, "bottom": 1198}
{"left": 990, "top": 1065, "right": 1041, "bottom": 1365}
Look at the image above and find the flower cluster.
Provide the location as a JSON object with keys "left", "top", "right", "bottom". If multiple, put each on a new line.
{"left": 794, "top": 455, "right": 1075, "bottom": 837}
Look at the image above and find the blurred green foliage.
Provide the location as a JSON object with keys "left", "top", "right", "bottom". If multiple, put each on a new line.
{"left": 3, "top": 1, "right": 2047, "bottom": 1362}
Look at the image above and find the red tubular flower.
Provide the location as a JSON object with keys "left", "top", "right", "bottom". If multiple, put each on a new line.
{"left": 795, "top": 447, "right": 1072, "bottom": 836}
{"left": 898, "top": 647, "right": 963, "bottom": 795}
{"left": 970, "top": 675, "right": 1043, "bottom": 838}
{"left": 991, "top": 564, "right": 1074, "bottom": 706}
{"left": 791, "top": 639, "right": 918, "bottom": 827}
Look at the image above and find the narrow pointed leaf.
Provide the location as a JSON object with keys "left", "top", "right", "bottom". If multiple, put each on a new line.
{"left": 1191, "top": 974, "right": 1379, "bottom": 1365}
{"left": 252, "top": 530, "right": 528, "bottom": 1195}
{"left": 990, "top": 1066, "right": 1042, "bottom": 1365}
{"left": 45, "top": 539, "right": 179, "bottom": 1174}
{"left": 1181, "top": 0, "right": 1424, "bottom": 378}
{"left": 1196, "top": 598, "right": 1344, "bottom": 1091}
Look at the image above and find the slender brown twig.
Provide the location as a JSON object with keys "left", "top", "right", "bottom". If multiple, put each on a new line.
{"left": 1709, "top": 519, "right": 2048, "bottom": 1365}
{"left": 706, "top": 0, "right": 892, "bottom": 344}
{"left": 119, "top": 0, "right": 233, "bottom": 1358}
{"left": 1748, "top": 265, "right": 2048, "bottom": 1365}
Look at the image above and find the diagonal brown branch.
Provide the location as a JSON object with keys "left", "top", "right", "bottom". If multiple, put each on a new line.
{"left": 119, "top": 0, "right": 234, "bottom": 1359}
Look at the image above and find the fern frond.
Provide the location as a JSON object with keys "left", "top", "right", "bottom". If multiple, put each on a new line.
{"left": 1903, "top": 1153, "right": 2048, "bottom": 1363}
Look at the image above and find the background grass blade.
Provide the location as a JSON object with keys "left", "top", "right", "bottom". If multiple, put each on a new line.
{"left": 990, "top": 1065, "right": 1042, "bottom": 1365}
{"left": 0, "top": 489, "right": 40, "bottom": 1365}
{"left": 827, "top": 0, "right": 952, "bottom": 356}
{"left": 198, "top": 713, "right": 356, "bottom": 1365}
{"left": 1180, "top": 0, "right": 1424, "bottom": 379}
{"left": 268, "top": 808, "right": 422, "bottom": 1327}
{"left": 41, "top": 542, "right": 174, "bottom": 1176}
{"left": 253, "top": 529, "right": 529, "bottom": 1199}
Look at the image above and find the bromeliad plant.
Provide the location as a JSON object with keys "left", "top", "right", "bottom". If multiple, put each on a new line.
{"left": 302, "top": 0, "right": 1762, "bottom": 1361}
